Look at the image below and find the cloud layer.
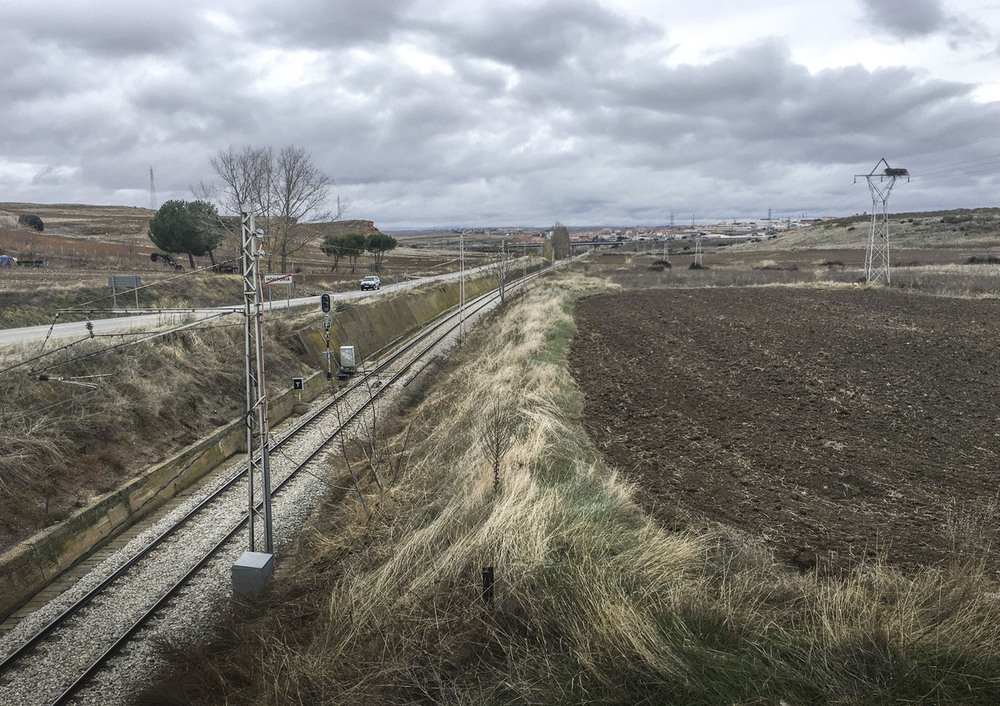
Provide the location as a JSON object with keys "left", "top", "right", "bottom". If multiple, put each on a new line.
{"left": 1, "top": 0, "right": 999, "bottom": 227}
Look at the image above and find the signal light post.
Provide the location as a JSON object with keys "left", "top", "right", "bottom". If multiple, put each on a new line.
{"left": 321, "top": 293, "right": 332, "bottom": 381}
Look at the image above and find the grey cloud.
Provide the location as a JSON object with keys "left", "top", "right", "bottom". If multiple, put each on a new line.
{"left": 859, "top": 0, "right": 947, "bottom": 39}
{"left": 1, "top": 0, "right": 998, "bottom": 227}
{"left": 442, "top": 0, "right": 659, "bottom": 72}
{"left": 253, "top": 0, "right": 418, "bottom": 47}
{"left": 6, "top": 1, "right": 199, "bottom": 57}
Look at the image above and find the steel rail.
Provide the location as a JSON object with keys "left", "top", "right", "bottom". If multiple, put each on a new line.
{"left": 49, "top": 267, "right": 544, "bottom": 705}
{"left": 0, "top": 266, "right": 545, "bottom": 694}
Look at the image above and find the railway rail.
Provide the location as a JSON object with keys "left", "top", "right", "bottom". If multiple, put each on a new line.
{"left": 0, "top": 266, "right": 546, "bottom": 705}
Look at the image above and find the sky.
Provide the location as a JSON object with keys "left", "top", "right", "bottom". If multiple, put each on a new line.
{"left": 2, "top": 0, "right": 1000, "bottom": 229}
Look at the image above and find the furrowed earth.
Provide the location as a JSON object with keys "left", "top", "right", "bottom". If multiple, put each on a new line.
{"left": 568, "top": 286, "right": 1000, "bottom": 574}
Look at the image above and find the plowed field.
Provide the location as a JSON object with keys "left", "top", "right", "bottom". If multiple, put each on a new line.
{"left": 568, "top": 287, "right": 1000, "bottom": 573}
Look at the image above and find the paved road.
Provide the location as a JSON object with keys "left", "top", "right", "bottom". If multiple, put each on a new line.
{"left": 0, "top": 263, "right": 502, "bottom": 347}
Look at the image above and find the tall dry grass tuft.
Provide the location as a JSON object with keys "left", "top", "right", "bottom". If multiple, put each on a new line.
{"left": 144, "top": 270, "right": 1000, "bottom": 705}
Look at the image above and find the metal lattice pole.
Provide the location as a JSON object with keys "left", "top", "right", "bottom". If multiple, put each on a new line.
{"left": 857, "top": 158, "right": 908, "bottom": 285}
{"left": 241, "top": 209, "right": 274, "bottom": 554}
{"left": 459, "top": 234, "right": 465, "bottom": 343}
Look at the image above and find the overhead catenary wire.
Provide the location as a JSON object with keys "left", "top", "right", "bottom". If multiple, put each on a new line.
{"left": 33, "top": 256, "right": 242, "bottom": 356}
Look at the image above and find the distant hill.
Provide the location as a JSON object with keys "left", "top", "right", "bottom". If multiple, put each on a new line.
{"left": 767, "top": 208, "right": 1000, "bottom": 250}
{"left": 0, "top": 202, "right": 156, "bottom": 241}
{"left": 294, "top": 219, "right": 382, "bottom": 240}
{"left": 0, "top": 203, "right": 381, "bottom": 245}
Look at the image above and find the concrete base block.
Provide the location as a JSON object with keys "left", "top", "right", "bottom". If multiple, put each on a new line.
{"left": 232, "top": 551, "right": 274, "bottom": 600}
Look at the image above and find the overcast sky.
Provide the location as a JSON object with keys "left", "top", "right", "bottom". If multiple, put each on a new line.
{"left": 2, "top": 0, "right": 999, "bottom": 228}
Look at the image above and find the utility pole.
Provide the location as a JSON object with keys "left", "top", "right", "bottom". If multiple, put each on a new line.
{"left": 241, "top": 208, "right": 273, "bottom": 554}
{"left": 856, "top": 158, "right": 909, "bottom": 284}
{"left": 459, "top": 234, "right": 466, "bottom": 343}
{"left": 149, "top": 167, "right": 157, "bottom": 211}
{"left": 231, "top": 208, "right": 276, "bottom": 599}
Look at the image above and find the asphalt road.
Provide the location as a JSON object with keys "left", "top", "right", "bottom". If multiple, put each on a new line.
{"left": 0, "top": 264, "right": 499, "bottom": 347}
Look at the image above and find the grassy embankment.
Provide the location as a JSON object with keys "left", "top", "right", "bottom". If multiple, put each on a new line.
{"left": 145, "top": 270, "right": 1000, "bottom": 704}
{"left": 0, "top": 280, "right": 313, "bottom": 549}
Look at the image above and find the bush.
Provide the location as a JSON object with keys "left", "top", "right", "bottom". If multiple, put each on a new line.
{"left": 18, "top": 214, "right": 44, "bottom": 231}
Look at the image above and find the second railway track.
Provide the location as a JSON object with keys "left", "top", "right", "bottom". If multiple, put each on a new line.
{"left": 0, "top": 267, "right": 546, "bottom": 706}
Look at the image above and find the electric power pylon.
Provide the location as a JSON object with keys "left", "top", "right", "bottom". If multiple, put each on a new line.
{"left": 856, "top": 158, "right": 909, "bottom": 284}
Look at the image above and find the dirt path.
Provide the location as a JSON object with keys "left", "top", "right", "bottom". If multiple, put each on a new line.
{"left": 568, "top": 286, "right": 1000, "bottom": 573}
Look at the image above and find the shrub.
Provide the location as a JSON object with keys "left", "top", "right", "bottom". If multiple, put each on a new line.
{"left": 17, "top": 214, "right": 44, "bottom": 231}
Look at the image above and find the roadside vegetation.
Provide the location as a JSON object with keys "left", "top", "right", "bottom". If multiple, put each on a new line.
{"left": 143, "top": 271, "right": 1000, "bottom": 704}
{"left": 0, "top": 271, "right": 245, "bottom": 329}
{"left": 0, "top": 306, "right": 316, "bottom": 551}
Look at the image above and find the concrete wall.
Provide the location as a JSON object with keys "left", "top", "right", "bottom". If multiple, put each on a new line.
{"left": 0, "top": 273, "right": 497, "bottom": 621}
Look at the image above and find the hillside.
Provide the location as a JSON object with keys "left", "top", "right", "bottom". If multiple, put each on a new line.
{"left": 765, "top": 207, "right": 1000, "bottom": 250}
{"left": 0, "top": 202, "right": 381, "bottom": 245}
{"left": 0, "top": 203, "right": 156, "bottom": 242}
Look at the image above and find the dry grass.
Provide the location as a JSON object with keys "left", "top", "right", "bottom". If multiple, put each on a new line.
{"left": 142, "top": 269, "right": 1000, "bottom": 705}
{"left": 0, "top": 307, "right": 315, "bottom": 549}
{"left": 597, "top": 250, "right": 1000, "bottom": 300}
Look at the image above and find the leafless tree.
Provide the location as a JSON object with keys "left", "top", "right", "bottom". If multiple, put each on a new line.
{"left": 272, "top": 145, "right": 332, "bottom": 273}
{"left": 492, "top": 239, "right": 514, "bottom": 304}
{"left": 479, "top": 390, "right": 517, "bottom": 493}
{"left": 551, "top": 222, "right": 570, "bottom": 260}
{"left": 202, "top": 144, "right": 345, "bottom": 273}
{"left": 202, "top": 145, "right": 274, "bottom": 216}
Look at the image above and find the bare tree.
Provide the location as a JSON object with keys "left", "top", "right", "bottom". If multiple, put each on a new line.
{"left": 197, "top": 145, "right": 274, "bottom": 256}
{"left": 204, "top": 145, "right": 274, "bottom": 216}
{"left": 492, "top": 239, "right": 513, "bottom": 304}
{"left": 203, "top": 144, "right": 344, "bottom": 273}
{"left": 551, "top": 222, "right": 570, "bottom": 260}
{"left": 479, "top": 391, "right": 517, "bottom": 493}
{"left": 272, "top": 145, "right": 332, "bottom": 273}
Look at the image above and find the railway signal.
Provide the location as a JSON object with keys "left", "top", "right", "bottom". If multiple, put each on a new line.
{"left": 320, "top": 293, "right": 331, "bottom": 313}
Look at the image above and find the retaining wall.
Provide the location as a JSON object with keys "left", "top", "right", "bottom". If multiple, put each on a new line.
{"left": 0, "top": 273, "right": 498, "bottom": 621}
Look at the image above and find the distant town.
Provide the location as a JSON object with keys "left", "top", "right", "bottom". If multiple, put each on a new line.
{"left": 393, "top": 217, "right": 823, "bottom": 244}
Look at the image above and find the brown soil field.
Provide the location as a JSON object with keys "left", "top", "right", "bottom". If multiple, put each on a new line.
{"left": 568, "top": 285, "right": 1000, "bottom": 574}
{"left": 0, "top": 224, "right": 490, "bottom": 294}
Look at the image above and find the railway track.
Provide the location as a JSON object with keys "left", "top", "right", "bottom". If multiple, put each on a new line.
{"left": 0, "top": 267, "right": 545, "bottom": 705}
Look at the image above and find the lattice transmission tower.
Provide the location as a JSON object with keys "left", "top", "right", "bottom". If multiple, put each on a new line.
{"left": 149, "top": 167, "right": 157, "bottom": 211}
{"left": 240, "top": 208, "right": 274, "bottom": 554}
{"left": 856, "top": 158, "right": 909, "bottom": 284}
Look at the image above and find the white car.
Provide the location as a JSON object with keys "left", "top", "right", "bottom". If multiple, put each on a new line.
{"left": 360, "top": 275, "right": 381, "bottom": 290}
